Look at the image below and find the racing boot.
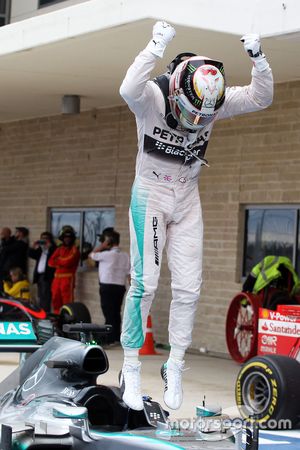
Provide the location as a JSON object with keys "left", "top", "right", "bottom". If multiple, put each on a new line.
{"left": 120, "top": 362, "right": 144, "bottom": 411}
{"left": 161, "top": 359, "right": 184, "bottom": 410}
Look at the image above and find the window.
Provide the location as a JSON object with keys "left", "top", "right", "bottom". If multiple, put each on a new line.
{"left": 50, "top": 207, "right": 115, "bottom": 264}
{"left": 39, "top": 0, "right": 67, "bottom": 8}
{"left": 0, "top": 0, "right": 10, "bottom": 27}
{"left": 243, "top": 206, "right": 299, "bottom": 277}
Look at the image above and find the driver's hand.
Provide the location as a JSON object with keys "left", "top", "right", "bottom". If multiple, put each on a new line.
{"left": 146, "top": 21, "right": 175, "bottom": 58}
{"left": 240, "top": 33, "right": 269, "bottom": 72}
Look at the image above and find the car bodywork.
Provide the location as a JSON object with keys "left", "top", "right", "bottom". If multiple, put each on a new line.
{"left": 0, "top": 324, "right": 257, "bottom": 449}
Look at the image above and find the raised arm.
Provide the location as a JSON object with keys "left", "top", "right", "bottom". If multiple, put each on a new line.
{"left": 217, "top": 34, "right": 273, "bottom": 120}
{"left": 119, "top": 21, "right": 175, "bottom": 116}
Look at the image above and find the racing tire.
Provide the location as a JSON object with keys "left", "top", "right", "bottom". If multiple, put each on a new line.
{"left": 60, "top": 302, "right": 91, "bottom": 324}
{"left": 235, "top": 355, "right": 300, "bottom": 429}
{"left": 226, "top": 292, "right": 262, "bottom": 363}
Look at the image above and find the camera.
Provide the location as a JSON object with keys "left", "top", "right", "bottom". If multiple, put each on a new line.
{"left": 37, "top": 239, "right": 46, "bottom": 245}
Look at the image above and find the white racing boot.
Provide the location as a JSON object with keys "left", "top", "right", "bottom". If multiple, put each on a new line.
{"left": 161, "top": 359, "right": 185, "bottom": 410}
{"left": 120, "top": 362, "right": 144, "bottom": 411}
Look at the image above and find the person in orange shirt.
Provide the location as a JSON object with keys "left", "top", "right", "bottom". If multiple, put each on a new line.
{"left": 48, "top": 226, "right": 80, "bottom": 314}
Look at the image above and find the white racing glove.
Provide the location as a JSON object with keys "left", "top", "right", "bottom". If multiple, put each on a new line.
{"left": 240, "top": 33, "right": 269, "bottom": 72}
{"left": 146, "top": 21, "right": 176, "bottom": 58}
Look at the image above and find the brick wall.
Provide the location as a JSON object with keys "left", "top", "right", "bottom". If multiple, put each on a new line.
{"left": 0, "top": 79, "right": 299, "bottom": 355}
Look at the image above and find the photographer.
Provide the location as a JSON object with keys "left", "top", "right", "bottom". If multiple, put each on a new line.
{"left": 29, "top": 232, "right": 57, "bottom": 312}
{"left": 89, "top": 230, "right": 130, "bottom": 345}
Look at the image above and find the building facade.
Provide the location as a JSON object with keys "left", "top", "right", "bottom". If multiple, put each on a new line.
{"left": 0, "top": 0, "right": 299, "bottom": 355}
{"left": 10, "top": 0, "right": 90, "bottom": 23}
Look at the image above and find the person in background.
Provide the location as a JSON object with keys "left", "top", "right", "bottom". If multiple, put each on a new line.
{"left": 3, "top": 267, "right": 31, "bottom": 300}
{"left": 97, "top": 227, "right": 114, "bottom": 242}
{"left": 15, "top": 227, "right": 29, "bottom": 245}
{"left": 48, "top": 225, "right": 80, "bottom": 314}
{"left": 0, "top": 227, "right": 16, "bottom": 290}
{"left": 29, "top": 231, "right": 57, "bottom": 312}
{"left": 90, "top": 230, "right": 130, "bottom": 345}
{"left": 15, "top": 226, "right": 29, "bottom": 275}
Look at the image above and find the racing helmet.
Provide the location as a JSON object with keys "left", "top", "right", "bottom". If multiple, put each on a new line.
{"left": 168, "top": 56, "right": 226, "bottom": 130}
{"left": 167, "top": 52, "right": 197, "bottom": 75}
{"left": 58, "top": 225, "right": 76, "bottom": 242}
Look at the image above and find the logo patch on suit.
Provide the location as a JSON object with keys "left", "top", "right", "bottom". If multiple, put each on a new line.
{"left": 153, "top": 217, "right": 159, "bottom": 266}
{"left": 144, "top": 127, "right": 209, "bottom": 163}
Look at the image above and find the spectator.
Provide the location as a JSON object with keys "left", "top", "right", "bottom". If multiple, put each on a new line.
{"left": 90, "top": 230, "right": 130, "bottom": 345}
{"left": 15, "top": 226, "right": 29, "bottom": 244}
{"left": 0, "top": 227, "right": 19, "bottom": 289}
{"left": 29, "top": 231, "right": 57, "bottom": 313}
{"left": 97, "top": 227, "right": 115, "bottom": 245}
{"left": 15, "top": 226, "right": 29, "bottom": 275}
{"left": 3, "top": 267, "right": 31, "bottom": 301}
{"left": 48, "top": 225, "right": 80, "bottom": 314}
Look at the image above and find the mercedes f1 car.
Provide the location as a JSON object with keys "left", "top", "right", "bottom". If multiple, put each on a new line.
{"left": 0, "top": 293, "right": 91, "bottom": 347}
{"left": 0, "top": 323, "right": 258, "bottom": 450}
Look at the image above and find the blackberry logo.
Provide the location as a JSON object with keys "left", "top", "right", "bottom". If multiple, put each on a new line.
{"left": 153, "top": 217, "right": 159, "bottom": 266}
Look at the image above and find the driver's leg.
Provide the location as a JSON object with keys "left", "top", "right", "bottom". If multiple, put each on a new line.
{"left": 163, "top": 185, "right": 203, "bottom": 409}
{"left": 120, "top": 181, "right": 168, "bottom": 410}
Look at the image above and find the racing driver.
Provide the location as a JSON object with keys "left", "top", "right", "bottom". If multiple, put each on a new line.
{"left": 119, "top": 21, "right": 273, "bottom": 411}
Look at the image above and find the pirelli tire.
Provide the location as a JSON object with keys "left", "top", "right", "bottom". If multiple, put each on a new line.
{"left": 60, "top": 302, "right": 91, "bottom": 325}
{"left": 235, "top": 355, "right": 300, "bottom": 429}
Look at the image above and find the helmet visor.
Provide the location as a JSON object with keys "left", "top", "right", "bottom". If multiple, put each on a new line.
{"left": 170, "top": 90, "right": 215, "bottom": 129}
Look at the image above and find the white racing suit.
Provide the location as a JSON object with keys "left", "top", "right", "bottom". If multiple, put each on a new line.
{"left": 120, "top": 48, "right": 273, "bottom": 350}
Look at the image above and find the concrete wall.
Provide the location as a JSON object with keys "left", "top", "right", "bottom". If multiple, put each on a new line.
{"left": 9, "top": 0, "right": 300, "bottom": 37}
{"left": 0, "top": 80, "right": 299, "bottom": 355}
{"left": 10, "top": 0, "right": 90, "bottom": 23}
